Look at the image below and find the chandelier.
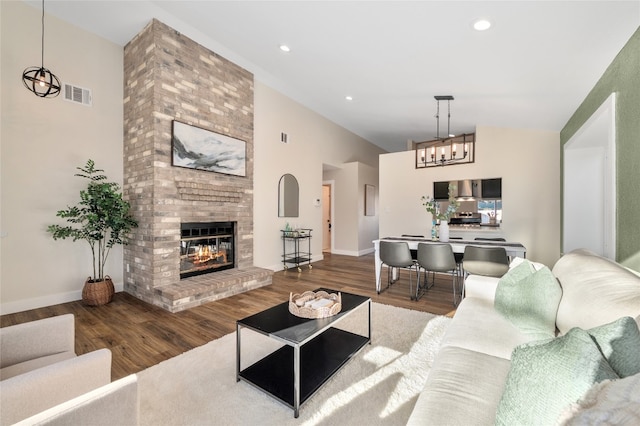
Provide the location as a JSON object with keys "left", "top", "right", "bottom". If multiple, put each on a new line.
{"left": 415, "top": 96, "right": 475, "bottom": 168}
{"left": 22, "top": 0, "right": 61, "bottom": 98}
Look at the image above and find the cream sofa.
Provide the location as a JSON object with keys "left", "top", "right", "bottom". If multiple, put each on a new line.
{"left": 408, "top": 249, "right": 640, "bottom": 425}
{"left": 0, "top": 314, "right": 138, "bottom": 425}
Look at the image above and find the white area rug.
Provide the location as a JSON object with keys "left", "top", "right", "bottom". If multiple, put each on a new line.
{"left": 138, "top": 303, "right": 451, "bottom": 425}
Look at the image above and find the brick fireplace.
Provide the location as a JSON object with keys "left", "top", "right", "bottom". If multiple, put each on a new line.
{"left": 122, "top": 19, "right": 272, "bottom": 312}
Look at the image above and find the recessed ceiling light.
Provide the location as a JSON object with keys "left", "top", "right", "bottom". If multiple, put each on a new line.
{"left": 473, "top": 19, "right": 491, "bottom": 31}
{"left": 345, "top": 96, "right": 353, "bottom": 101}
{"left": 279, "top": 45, "right": 291, "bottom": 52}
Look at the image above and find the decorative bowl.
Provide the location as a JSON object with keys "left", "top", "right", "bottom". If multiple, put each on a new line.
{"left": 289, "top": 290, "right": 342, "bottom": 319}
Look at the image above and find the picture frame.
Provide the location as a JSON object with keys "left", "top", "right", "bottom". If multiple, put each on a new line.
{"left": 171, "top": 120, "right": 246, "bottom": 177}
{"left": 365, "top": 184, "right": 376, "bottom": 216}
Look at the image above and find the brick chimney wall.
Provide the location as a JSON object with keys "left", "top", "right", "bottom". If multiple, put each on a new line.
{"left": 122, "top": 19, "right": 269, "bottom": 312}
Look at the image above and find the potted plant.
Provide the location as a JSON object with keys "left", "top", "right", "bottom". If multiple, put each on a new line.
{"left": 48, "top": 159, "right": 138, "bottom": 305}
{"left": 421, "top": 184, "right": 460, "bottom": 242}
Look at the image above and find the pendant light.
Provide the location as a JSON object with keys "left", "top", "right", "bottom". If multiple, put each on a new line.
{"left": 434, "top": 95, "right": 454, "bottom": 140}
{"left": 414, "top": 95, "right": 476, "bottom": 168}
{"left": 22, "top": 0, "right": 61, "bottom": 98}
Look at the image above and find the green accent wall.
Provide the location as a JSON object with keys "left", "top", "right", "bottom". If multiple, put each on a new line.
{"left": 561, "top": 27, "right": 640, "bottom": 271}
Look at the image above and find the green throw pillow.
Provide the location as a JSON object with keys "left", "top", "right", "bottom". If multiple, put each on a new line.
{"left": 587, "top": 316, "right": 640, "bottom": 378}
{"left": 495, "top": 263, "right": 562, "bottom": 339}
{"left": 495, "top": 328, "right": 620, "bottom": 426}
{"left": 497, "top": 259, "right": 535, "bottom": 287}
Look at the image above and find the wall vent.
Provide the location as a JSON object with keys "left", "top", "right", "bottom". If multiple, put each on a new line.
{"left": 63, "top": 83, "right": 92, "bottom": 106}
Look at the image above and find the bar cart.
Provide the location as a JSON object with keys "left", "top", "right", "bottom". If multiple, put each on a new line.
{"left": 281, "top": 229, "right": 313, "bottom": 272}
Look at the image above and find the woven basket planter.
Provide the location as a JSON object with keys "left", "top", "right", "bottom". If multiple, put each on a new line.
{"left": 82, "top": 276, "right": 115, "bottom": 306}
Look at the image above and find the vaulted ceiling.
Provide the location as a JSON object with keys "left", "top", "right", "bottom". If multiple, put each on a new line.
{"left": 28, "top": 0, "right": 640, "bottom": 152}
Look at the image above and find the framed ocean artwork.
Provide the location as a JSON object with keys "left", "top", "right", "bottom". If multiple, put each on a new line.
{"left": 171, "top": 120, "right": 246, "bottom": 177}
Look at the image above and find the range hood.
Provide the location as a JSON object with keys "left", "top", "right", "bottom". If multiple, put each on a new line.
{"left": 456, "top": 180, "right": 479, "bottom": 199}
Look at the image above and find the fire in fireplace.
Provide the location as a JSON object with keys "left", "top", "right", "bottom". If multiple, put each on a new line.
{"left": 180, "top": 222, "right": 235, "bottom": 278}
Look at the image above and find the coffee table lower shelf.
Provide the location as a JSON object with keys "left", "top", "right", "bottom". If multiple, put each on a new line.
{"left": 238, "top": 327, "right": 369, "bottom": 416}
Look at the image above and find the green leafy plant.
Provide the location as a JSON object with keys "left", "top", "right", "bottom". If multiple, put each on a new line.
{"left": 48, "top": 159, "right": 138, "bottom": 282}
{"left": 421, "top": 183, "right": 460, "bottom": 221}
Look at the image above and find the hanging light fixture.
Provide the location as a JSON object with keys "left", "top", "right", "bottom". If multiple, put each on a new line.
{"left": 415, "top": 96, "right": 475, "bottom": 169}
{"left": 22, "top": 0, "right": 61, "bottom": 98}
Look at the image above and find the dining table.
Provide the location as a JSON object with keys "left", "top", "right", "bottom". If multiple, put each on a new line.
{"left": 372, "top": 236, "right": 527, "bottom": 294}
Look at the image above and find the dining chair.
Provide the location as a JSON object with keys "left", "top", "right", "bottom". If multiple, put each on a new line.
{"left": 401, "top": 234, "right": 424, "bottom": 260}
{"left": 462, "top": 246, "right": 510, "bottom": 278}
{"left": 415, "top": 243, "right": 462, "bottom": 305}
{"left": 473, "top": 237, "right": 511, "bottom": 261}
{"left": 379, "top": 241, "right": 418, "bottom": 299}
{"left": 449, "top": 237, "right": 464, "bottom": 270}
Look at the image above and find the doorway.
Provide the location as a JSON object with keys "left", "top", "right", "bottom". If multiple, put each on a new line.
{"left": 563, "top": 93, "right": 616, "bottom": 259}
{"left": 322, "top": 182, "right": 334, "bottom": 252}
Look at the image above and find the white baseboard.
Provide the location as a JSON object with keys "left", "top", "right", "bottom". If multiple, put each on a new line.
{"left": 0, "top": 282, "right": 124, "bottom": 315}
{"left": 329, "top": 249, "right": 360, "bottom": 256}
{"left": 327, "top": 247, "right": 374, "bottom": 257}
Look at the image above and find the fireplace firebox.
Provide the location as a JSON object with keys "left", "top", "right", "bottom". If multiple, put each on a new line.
{"left": 180, "top": 222, "right": 235, "bottom": 279}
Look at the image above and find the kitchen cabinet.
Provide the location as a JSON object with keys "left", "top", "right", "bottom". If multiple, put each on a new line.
{"left": 481, "top": 178, "right": 502, "bottom": 199}
{"left": 434, "top": 178, "right": 501, "bottom": 200}
{"left": 433, "top": 181, "right": 450, "bottom": 200}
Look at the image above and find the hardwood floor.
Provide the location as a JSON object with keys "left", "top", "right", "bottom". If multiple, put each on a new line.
{"left": 0, "top": 253, "right": 457, "bottom": 380}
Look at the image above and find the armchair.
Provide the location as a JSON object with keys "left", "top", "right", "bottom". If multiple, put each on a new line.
{"left": 0, "top": 314, "right": 118, "bottom": 425}
{"left": 1, "top": 314, "right": 77, "bottom": 380}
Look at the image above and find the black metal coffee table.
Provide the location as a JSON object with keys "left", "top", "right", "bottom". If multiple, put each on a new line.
{"left": 236, "top": 288, "right": 371, "bottom": 418}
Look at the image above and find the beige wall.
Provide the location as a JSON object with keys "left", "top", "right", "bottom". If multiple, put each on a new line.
{"left": 379, "top": 126, "right": 561, "bottom": 267}
{"left": 253, "top": 83, "right": 385, "bottom": 270}
{"left": 1, "top": 2, "right": 124, "bottom": 313}
{"left": 322, "top": 162, "right": 380, "bottom": 256}
{"left": 323, "top": 165, "right": 358, "bottom": 255}
{"left": 358, "top": 162, "right": 380, "bottom": 254}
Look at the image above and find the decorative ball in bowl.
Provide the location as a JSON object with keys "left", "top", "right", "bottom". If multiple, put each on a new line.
{"left": 289, "top": 290, "right": 342, "bottom": 319}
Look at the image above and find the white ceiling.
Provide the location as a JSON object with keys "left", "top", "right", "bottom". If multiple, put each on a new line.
{"left": 28, "top": 1, "right": 640, "bottom": 152}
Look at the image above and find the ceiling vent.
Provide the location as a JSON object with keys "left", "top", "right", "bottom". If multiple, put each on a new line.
{"left": 63, "top": 83, "right": 92, "bottom": 106}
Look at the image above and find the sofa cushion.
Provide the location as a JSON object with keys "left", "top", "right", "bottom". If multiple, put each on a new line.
{"left": 587, "top": 316, "right": 640, "bottom": 378}
{"left": 552, "top": 249, "right": 640, "bottom": 334}
{"left": 463, "top": 258, "right": 549, "bottom": 303}
{"left": 463, "top": 274, "right": 500, "bottom": 301}
{"left": 495, "top": 327, "right": 619, "bottom": 426}
{"left": 495, "top": 262, "right": 562, "bottom": 340}
{"left": 509, "top": 256, "right": 546, "bottom": 271}
{"left": 440, "top": 297, "right": 537, "bottom": 359}
{"left": 407, "top": 346, "right": 511, "bottom": 426}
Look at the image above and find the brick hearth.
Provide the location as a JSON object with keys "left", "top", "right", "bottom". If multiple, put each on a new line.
{"left": 155, "top": 267, "right": 272, "bottom": 312}
{"left": 122, "top": 19, "right": 272, "bottom": 312}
